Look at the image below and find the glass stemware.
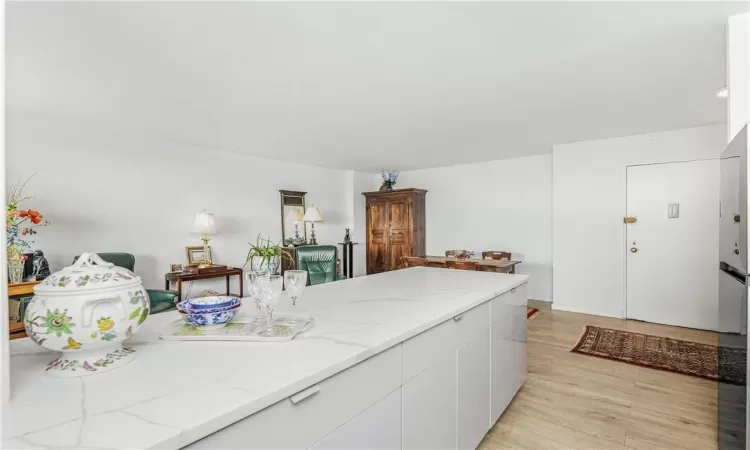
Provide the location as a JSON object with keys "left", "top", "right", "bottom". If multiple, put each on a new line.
{"left": 284, "top": 270, "right": 308, "bottom": 307}
{"left": 246, "top": 270, "right": 269, "bottom": 325}
{"left": 258, "top": 274, "right": 283, "bottom": 337}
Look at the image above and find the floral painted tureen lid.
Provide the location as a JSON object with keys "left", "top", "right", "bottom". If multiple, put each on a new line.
{"left": 35, "top": 252, "right": 143, "bottom": 294}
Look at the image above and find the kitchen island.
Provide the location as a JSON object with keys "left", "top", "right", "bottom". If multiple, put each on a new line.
{"left": 4, "top": 267, "right": 528, "bottom": 450}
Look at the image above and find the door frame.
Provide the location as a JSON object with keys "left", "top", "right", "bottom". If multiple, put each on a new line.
{"left": 622, "top": 157, "right": 719, "bottom": 320}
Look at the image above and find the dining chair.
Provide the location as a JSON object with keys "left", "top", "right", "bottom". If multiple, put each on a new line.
{"left": 426, "top": 260, "right": 448, "bottom": 268}
{"left": 482, "top": 251, "right": 512, "bottom": 261}
{"left": 446, "top": 260, "right": 479, "bottom": 271}
{"left": 401, "top": 256, "right": 428, "bottom": 268}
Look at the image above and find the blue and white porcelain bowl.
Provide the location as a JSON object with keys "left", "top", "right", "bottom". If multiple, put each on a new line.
{"left": 178, "top": 296, "right": 240, "bottom": 311}
{"left": 177, "top": 301, "right": 241, "bottom": 316}
{"left": 179, "top": 303, "right": 240, "bottom": 329}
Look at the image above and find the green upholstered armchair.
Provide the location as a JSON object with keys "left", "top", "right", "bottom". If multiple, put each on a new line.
{"left": 73, "top": 253, "right": 179, "bottom": 314}
{"left": 296, "top": 245, "right": 346, "bottom": 286}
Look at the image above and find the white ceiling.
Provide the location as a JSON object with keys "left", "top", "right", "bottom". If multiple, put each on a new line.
{"left": 7, "top": 1, "right": 749, "bottom": 172}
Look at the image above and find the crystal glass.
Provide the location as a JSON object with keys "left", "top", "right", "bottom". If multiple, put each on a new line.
{"left": 284, "top": 270, "right": 308, "bottom": 307}
{"left": 258, "top": 274, "right": 283, "bottom": 337}
{"left": 246, "top": 270, "right": 269, "bottom": 325}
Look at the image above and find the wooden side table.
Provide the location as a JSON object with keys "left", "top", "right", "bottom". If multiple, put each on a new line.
{"left": 165, "top": 267, "right": 244, "bottom": 301}
{"left": 8, "top": 281, "right": 40, "bottom": 340}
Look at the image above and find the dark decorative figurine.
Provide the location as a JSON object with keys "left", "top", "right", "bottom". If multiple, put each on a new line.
{"left": 343, "top": 228, "right": 351, "bottom": 243}
{"left": 31, "top": 250, "right": 51, "bottom": 280}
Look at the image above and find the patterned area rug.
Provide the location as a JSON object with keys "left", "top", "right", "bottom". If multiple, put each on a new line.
{"left": 527, "top": 308, "right": 540, "bottom": 321}
{"left": 571, "top": 325, "right": 746, "bottom": 385}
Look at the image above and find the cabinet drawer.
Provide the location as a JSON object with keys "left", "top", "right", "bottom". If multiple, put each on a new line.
{"left": 491, "top": 282, "right": 527, "bottom": 325}
{"left": 187, "top": 345, "right": 402, "bottom": 450}
{"left": 402, "top": 302, "right": 489, "bottom": 382}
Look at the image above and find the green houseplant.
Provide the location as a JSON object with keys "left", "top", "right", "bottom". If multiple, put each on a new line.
{"left": 245, "top": 235, "right": 292, "bottom": 274}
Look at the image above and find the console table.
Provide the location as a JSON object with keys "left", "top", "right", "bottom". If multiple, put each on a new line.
{"left": 164, "top": 267, "right": 244, "bottom": 301}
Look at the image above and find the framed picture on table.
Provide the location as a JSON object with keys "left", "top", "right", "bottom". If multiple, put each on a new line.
{"left": 186, "top": 246, "right": 212, "bottom": 266}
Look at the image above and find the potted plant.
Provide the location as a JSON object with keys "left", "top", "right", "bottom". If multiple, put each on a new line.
{"left": 245, "top": 235, "right": 292, "bottom": 274}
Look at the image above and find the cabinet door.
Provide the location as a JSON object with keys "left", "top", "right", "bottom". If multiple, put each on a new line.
{"left": 311, "top": 388, "right": 401, "bottom": 450}
{"left": 510, "top": 305, "right": 528, "bottom": 395}
{"left": 388, "top": 201, "right": 411, "bottom": 271}
{"left": 457, "top": 330, "right": 490, "bottom": 450}
{"left": 402, "top": 353, "right": 457, "bottom": 450}
{"left": 366, "top": 202, "right": 389, "bottom": 274}
{"left": 490, "top": 313, "right": 513, "bottom": 425}
{"left": 490, "top": 306, "right": 527, "bottom": 425}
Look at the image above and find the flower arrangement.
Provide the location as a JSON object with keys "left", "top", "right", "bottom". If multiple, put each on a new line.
{"left": 380, "top": 169, "right": 400, "bottom": 192}
{"left": 7, "top": 176, "right": 50, "bottom": 280}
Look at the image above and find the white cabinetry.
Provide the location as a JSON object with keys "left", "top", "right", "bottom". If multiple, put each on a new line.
{"left": 312, "top": 388, "right": 402, "bottom": 450}
{"left": 402, "top": 353, "right": 457, "bottom": 450}
{"left": 490, "top": 305, "right": 527, "bottom": 425}
{"left": 457, "top": 330, "right": 490, "bottom": 450}
{"left": 188, "top": 282, "right": 528, "bottom": 450}
{"left": 187, "top": 346, "right": 401, "bottom": 450}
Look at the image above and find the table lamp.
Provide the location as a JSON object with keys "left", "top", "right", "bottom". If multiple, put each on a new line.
{"left": 194, "top": 210, "right": 217, "bottom": 267}
{"left": 303, "top": 206, "right": 323, "bottom": 245}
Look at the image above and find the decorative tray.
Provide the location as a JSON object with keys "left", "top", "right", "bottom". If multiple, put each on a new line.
{"left": 159, "top": 312, "right": 314, "bottom": 342}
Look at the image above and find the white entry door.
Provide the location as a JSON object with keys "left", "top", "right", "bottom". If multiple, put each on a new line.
{"left": 626, "top": 159, "right": 720, "bottom": 331}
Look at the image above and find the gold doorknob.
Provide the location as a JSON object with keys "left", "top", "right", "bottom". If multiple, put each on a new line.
{"left": 631, "top": 247, "right": 638, "bottom": 253}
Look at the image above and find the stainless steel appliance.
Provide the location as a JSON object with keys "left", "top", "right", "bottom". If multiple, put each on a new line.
{"left": 719, "top": 125, "right": 748, "bottom": 450}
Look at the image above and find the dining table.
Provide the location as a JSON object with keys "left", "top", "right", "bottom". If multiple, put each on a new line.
{"left": 424, "top": 256, "right": 521, "bottom": 273}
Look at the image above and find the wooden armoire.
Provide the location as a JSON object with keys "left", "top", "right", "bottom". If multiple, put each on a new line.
{"left": 363, "top": 188, "right": 427, "bottom": 274}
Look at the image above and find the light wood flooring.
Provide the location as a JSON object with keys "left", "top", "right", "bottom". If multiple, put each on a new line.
{"left": 479, "top": 305, "right": 741, "bottom": 450}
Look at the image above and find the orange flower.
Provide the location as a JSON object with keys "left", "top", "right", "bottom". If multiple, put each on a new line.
{"left": 20, "top": 209, "right": 43, "bottom": 224}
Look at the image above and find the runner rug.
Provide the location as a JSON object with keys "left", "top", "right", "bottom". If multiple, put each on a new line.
{"left": 571, "top": 325, "right": 746, "bottom": 385}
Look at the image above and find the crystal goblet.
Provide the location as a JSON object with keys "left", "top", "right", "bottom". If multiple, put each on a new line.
{"left": 284, "top": 270, "right": 307, "bottom": 308}
{"left": 246, "top": 270, "right": 269, "bottom": 325}
{"left": 258, "top": 274, "right": 283, "bottom": 337}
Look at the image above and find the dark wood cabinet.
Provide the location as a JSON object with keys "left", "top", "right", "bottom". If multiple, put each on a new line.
{"left": 363, "top": 188, "right": 427, "bottom": 274}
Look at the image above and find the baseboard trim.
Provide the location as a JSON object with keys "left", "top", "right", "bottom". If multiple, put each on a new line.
{"left": 551, "top": 303, "right": 623, "bottom": 319}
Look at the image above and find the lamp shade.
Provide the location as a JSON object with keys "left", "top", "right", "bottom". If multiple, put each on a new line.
{"left": 194, "top": 211, "right": 217, "bottom": 234}
{"left": 303, "top": 206, "right": 323, "bottom": 223}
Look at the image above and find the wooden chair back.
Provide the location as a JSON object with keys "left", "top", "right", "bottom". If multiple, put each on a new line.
{"left": 401, "top": 256, "right": 427, "bottom": 268}
{"left": 426, "top": 260, "right": 447, "bottom": 268}
{"left": 446, "top": 260, "right": 479, "bottom": 271}
{"left": 482, "top": 251, "right": 512, "bottom": 261}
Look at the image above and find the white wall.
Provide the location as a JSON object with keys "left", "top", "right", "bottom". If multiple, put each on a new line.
{"left": 6, "top": 111, "right": 354, "bottom": 297}
{"left": 728, "top": 12, "right": 749, "bottom": 142}
{"left": 553, "top": 125, "right": 727, "bottom": 318}
{"left": 397, "top": 155, "right": 553, "bottom": 301}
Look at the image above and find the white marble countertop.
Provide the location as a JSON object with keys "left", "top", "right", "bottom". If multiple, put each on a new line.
{"left": 4, "top": 268, "right": 528, "bottom": 450}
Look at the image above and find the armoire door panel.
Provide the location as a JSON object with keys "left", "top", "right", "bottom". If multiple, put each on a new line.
{"left": 388, "top": 202, "right": 410, "bottom": 271}
{"left": 367, "top": 203, "right": 389, "bottom": 273}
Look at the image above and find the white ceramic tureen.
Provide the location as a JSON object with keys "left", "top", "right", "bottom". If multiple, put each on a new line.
{"left": 24, "top": 252, "right": 149, "bottom": 377}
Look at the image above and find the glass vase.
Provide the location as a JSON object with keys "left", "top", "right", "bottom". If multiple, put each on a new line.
{"left": 8, "top": 260, "right": 24, "bottom": 284}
